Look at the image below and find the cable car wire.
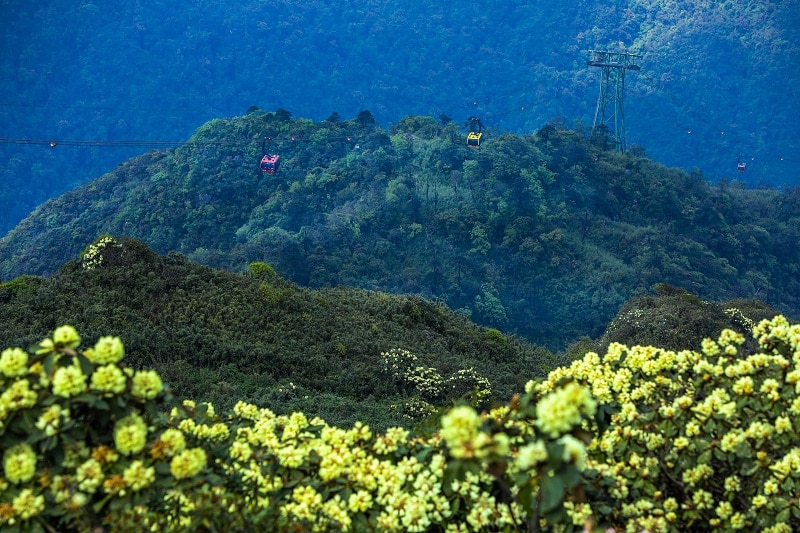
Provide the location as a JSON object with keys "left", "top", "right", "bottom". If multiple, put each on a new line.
{"left": 0, "top": 133, "right": 363, "bottom": 149}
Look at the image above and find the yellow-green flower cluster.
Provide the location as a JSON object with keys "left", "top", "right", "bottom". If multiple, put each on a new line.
{"left": 131, "top": 369, "right": 163, "bottom": 400}
{"left": 381, "top": 348, "right": 491, "bottom": 406}
{"left": 153, "top": 428, "right": 186, "bottom": 458}
{"left": 1, "top": 378, "right": 37, "bottom": 414}
{"left": 0, "top": 327, "right": 178, "bottom": 529}
{"left": 9, "top": 319, "right": 800, "bottom": 532}
{"left": 52, "top": 362, "right": 87, "bottom": 397}
{"left": 3, "top": 443, "right": 37, "bottom": 484}
{"left": 0, "top": 325, "right": 576, "bottom": 531}
{"left": 170, "top": 448, "right": 207, "bottom": 479}
{"left": 11, "top": 489, "right": 44, "bottom": 521}
{"left": 35, "top": 404, "right": 70, "bottom": 436}
{"left": 90, "top": 335, "right": 125, "bottom": 364}
{"left": 0, "top": 347, "right": 28, "bottom": 377}
{"left": 80, "top": 235, "right": 119, "bottom": 271}
{"left": 76, "top": 458, "right": 104, "bottom": 493}
{"left": 53, "top": 325, "right": 81, "bottom": 349}
{"left": 535, "top": 381, "right": 596, "bottom": 438}
{"left": 91, "top": 364, "right": 126, "bottom": 395}
{"left": 549, "top": 318, "right": 800, "bottom": 532}
{"left": 124, "top": 460, "right": 156, "bottom": 491}
{"left": 440, "top": 405, "right": 487, "bottom": 459}
{"left": 34, "top": 324, "right": 81, "bottom": 356}
{"left": 516, "top": 440, "right": 548, "bottom": 470}
{"left": 220, "top": 401, "right": 489, "bottom": 531}
{"left": 114, "top": 412, "right": 148, "bottom": 456}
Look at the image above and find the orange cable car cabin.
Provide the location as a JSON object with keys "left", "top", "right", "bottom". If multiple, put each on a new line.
{"left": 260, "top": 153, "right": 280, "bottom": 174}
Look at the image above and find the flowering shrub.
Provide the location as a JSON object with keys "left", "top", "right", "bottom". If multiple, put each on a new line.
{"left": 537, "top": 315, "right": 800, "bottom": 531}
{"left": 6, "top": 317, "right": 800, "bottom": 531}
{"left": 380, "top": 348, "right": 492, "bottom": 405}
{"left": 79, "top": 234, "right": 121, "bottom": 271}
{"left": 0, "top": 327, "right": 594, "bottom": 531}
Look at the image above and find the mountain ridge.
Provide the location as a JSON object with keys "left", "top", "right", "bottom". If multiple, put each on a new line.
{"left": 2, "top": 110, "right": 799, "bottom": 350}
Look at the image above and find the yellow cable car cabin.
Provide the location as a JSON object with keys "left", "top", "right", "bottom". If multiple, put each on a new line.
{"left": 467, "top": 131, "right": 482, "bottom": 148}
{"left": 467, "top": 117, "right": 483, "bottom": 148}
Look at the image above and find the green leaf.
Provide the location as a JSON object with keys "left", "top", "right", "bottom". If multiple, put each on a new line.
{"left": 42, "top": 435, "right": 58, "bottom": 452}
{"left": 442, "top": 460, "right": 462, "bottom": 494}
{"left": 71, "top": 392, "right": 100, "bottom": 405}
{"left": 517, "top": 482, "right": 534, "bottom": 514}
{"left": 539, "top": 475, "right": 565, "bottom": 513}
{"left": 77, "top": 352, "right": 95, "bottom": 377}
{"left": 735, "top": 443, "right": 752, "bottom": 459}
{"left": 416, "top": 446, "right": 433, "bottom": 462}
{"left": 742, "top": 463, "right": 760, "bottom": 476}
{"left": 561, "top": 465, "right": 582, "bottom": 489}
{"left": 93, "top": 494, "right": 114, "bottom": 513}
{"left": 450, "top": 496, "right": 461, "bottom": 516}
{"left": 43, "top": 353, "right": 55, "bottom": 375}
{"left": 697, "top": 450, "right": 712, "bottom": 464}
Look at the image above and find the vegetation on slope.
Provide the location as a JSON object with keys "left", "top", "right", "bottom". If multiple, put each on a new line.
{"left": 0, "top": 236, "right": 556, "bottom": 431}
{"left": 566, "top": 282, "right": 783, "bottom": 361}
{"left": 4, "top": 314, "right": 800, "bottom": 530}
{"left": 2, "top": 111, "right": 799, "bottom": 350}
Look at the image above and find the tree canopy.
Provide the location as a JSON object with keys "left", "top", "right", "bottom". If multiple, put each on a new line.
{"left": 2, "top": 111, "right": 798, "bottom": 350}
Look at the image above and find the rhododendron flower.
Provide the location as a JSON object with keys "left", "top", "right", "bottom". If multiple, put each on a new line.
{"left": 170, "top": 447, "right": 207, "bottom": 479}
{"left": 114, "top": 412, "right": 148, "bottom": 456}
{"left": 0, "top": 347, "right": 28, "bottom": 377}
{"left": 90, "top": 364, "right": 126, "bottom": 395}
{"left": 52, "top": 364, "right": 87, "bottom": 397}
{"left": 91, "top": 336, "right": 125, "bottom": 364}
{"left": 131, "top": 369, "right": 163, "bottom": 400}
{"left": 53, "top": 325, "right": 81, "bottom": 349}
{"left": 3, "top": 443, "right": 37, "bottom": 484}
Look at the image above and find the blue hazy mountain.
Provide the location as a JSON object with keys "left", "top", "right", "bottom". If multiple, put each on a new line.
{"left": 1, "top": 0, "right": 798, "bottom": 236}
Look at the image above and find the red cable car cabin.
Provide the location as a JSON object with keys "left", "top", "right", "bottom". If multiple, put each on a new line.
{"left": 260, "top": 154, "right": 280, "bottom": 174}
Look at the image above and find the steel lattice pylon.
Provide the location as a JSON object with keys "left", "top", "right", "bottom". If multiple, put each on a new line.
{"left": 587, "top": 50, "right": 641, "bottom": 152}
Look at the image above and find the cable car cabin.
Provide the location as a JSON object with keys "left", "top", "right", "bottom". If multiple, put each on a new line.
{"left": 260, "top": 154, "right": 280, "bottom": 174}
{"left": 467, "top": 131, "right": 482, "bottom": 148}
{"left": 737, "top": 161, "right": 747, "bottom": 173}
{"left": 467, "top": 116, "right": 483, "bottom": 148}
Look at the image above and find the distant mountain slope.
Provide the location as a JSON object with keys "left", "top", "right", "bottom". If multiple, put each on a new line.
{"left": 2, "top": 111, "right": 799, "bottom": 350}
{"left": 0, "top": 236, "right": 556, "bottom": 430}
{"left": 564, "top": 282, "right": 782, "bottom": 361}
{"left": 1, "top": 0, "right": 797, "bottom": 235}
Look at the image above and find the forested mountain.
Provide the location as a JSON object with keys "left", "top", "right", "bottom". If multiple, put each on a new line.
{"left": 1, "top": 0, "right": 797, "bottom": 235}
{"left": 2, "top": 110, "right": 799, "bottom": 350}
{"left": 0, "top": 233, "right": 780, "bottom": 431}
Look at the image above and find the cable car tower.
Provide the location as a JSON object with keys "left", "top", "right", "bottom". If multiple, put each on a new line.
{"left": 587, "top": 50, "right": 641, "bottom": 152}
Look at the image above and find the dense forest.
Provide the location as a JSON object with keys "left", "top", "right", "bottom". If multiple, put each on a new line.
{"left": 2, "top": 110, "right": 799, "bottom": 350}
{"left": 1, "top": 0, "right": 797, "bottom": 235}
{"left": 0, "top": 235, "right": 778, "bottom": 432}
{"left": 0, "top": 235, "right": 557, "bottom": 431}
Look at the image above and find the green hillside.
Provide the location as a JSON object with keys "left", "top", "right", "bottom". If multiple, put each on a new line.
{"left": 1, "top": 236, "right": 794, "bottom": 529}
{"left": 0, "top": 235, "right": 557, "bottom": 430}
{"left": 2, "top": 110, "right": 799, "bottom": 350}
